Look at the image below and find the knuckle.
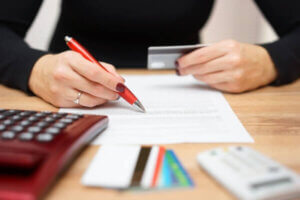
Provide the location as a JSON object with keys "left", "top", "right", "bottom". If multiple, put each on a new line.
{"left": 49, "top": 85, "right": 60, "bottom": 95}
{"left": 60, "top": 51, "right": 73, "bottom": 62}
{"left": 100, "top": 89, "right": 116, "bottom": 100}
{"left": 57, "top": 55, "right": 66, "bottom": 66}
{"left": 229, "top": 54, "right": 242, "bottom": 66}
{"left": 233, "top": 70, "right": 243, "bottom": 81}
{"left": 88, "top": 66, "right": 100, "bottom": 80}
{"left": 225, "top": 39, "right": 239, "bottom": 50}
{"left": 53, "top": 66, "right": 67, "bottom": 81}
{"left": 92, "top": 85, "right": 105, "bottom": 97}
{"left": 104, "top": 77, "right": 116, "bottom": 88}
{"left": 105, "top": 63, "right": 116, "bottom": 71}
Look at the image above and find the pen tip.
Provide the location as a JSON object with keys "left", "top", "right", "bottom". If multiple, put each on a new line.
{"left": 133, "top": 100, "right": 146, "bottom": 113}
{"left": 64, "top": 36, "right": 72, "bottom": 42}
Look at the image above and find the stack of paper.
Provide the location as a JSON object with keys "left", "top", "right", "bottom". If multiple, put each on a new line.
{"left": 82, "top": 145, "right": 193, "bottom": 190}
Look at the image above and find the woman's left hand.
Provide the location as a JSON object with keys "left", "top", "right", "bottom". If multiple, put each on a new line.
{"left": 176, "top": 40, "right": 278, "bottom": 93}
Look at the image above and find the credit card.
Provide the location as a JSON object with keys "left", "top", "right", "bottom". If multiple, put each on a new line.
{"left": 82, "top": 145, "right": 160, "bottom": 189}
{"left": 147, "top": 44, "right": 207, "bottom": 69}
{"left": 166, "top": 150, "right": 194, "bottom": 187}
{"left": 81, "top": 145, "right": 193, "bottom": 190}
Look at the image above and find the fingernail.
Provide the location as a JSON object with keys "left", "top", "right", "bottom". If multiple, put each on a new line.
{"left": 175, "top": 68, "right": 181, "bottom": 76}
{"left": 116, "top": 83, "right": 125, "bottom": 92}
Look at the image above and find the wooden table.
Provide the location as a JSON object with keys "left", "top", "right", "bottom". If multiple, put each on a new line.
{"left": 1, "top": 70, "right": 300, "bottom": 200}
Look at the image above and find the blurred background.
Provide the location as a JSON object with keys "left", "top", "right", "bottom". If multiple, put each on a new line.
{"left": 25, "top": 0, "right": 278, "bottom": 51}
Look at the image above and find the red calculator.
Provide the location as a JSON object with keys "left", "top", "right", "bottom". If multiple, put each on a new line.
{"left": 0, "top": 109, "right": 108, "bottom": 200}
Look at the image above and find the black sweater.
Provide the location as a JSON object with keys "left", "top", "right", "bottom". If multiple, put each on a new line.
{"left": 0, "top": 0, "right": 299, "bottom": 93}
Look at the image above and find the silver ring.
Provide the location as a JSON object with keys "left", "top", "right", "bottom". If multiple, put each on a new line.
{"left": 73, "top": 92, "right": 82, "bottom": 105}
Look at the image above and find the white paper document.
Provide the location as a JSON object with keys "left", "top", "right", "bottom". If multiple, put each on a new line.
{"left": 60, "top": 75, "right": 254, "bottom": 144}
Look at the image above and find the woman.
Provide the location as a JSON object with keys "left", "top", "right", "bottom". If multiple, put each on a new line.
{"left": 0, "top": 1, "right": 299, "bottom": 108}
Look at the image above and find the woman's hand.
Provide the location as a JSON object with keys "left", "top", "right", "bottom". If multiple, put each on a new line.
{"left": 28, "top": 51, "right": 124, "bottom": 107}
{"left": 176, "top": 40, "right": 278, "bottom": 93}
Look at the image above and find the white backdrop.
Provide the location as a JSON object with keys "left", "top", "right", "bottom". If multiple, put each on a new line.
{"left": 25, "top": 0, "right": 277, "bottom": 51}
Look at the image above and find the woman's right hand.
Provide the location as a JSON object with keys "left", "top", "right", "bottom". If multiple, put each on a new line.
{"left": 28, "top": 51, "right": 125, "bottom": 108}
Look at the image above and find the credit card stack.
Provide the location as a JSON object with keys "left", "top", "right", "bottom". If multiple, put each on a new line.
{"left": 82, "top": 145, "right": 194, "bottom": 190}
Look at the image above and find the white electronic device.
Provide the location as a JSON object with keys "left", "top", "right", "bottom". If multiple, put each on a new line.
{"left": 197, "top": 146, "right": 300, "bottom": 200}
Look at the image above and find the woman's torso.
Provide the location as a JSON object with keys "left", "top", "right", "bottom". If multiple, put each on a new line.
{"left": 50, "top": 0, "right": 214, "bottom": 68}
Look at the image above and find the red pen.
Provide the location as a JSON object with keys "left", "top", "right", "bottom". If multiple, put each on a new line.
{"left": 64, "top": 36, "right": 146, "bottom": 112}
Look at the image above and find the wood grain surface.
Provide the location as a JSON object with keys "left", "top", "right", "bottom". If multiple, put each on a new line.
{"left": 0, "top": 69, "right": 299, "bottom": 200}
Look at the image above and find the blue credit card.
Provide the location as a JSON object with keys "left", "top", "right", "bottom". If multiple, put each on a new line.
{"left": 165, "top": 150, "right": 194, "bottom": 187}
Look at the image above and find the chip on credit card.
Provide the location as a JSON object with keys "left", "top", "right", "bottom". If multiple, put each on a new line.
{"left": 147, "top": 44, "right": 208, "bottom": 69}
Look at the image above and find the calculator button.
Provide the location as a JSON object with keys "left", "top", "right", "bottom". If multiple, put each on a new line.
{"left": 41, "top": 111, "right": 52, "bottom": 114}
{"left": 11, "top": 115, "right": 22, "bottom": 121}
{"left": 44, "top": 117, "right": 55, "bottom": 123}
{"left": 36, "top": 133, "right": 53, "bottom": 142}
{"left": 36, "top": 121, "right": 48, "bottom": 128}
{"left": 34, "top": 112, "right": 47, "bottom": 117}
{"left": 10, "top": 125, "right": 24, "bottom": 132}
{"left": 53, "top": 122, "right": 67, "bottom": 129}
{"left": 50, "top": 113, "right": 64, "bottom": 120}
{"left": 0, "top": 109, "right": 5, "bottom": 113}
{"left": 0, "top": 114, "right": 5, "bottom": 120}
{"left": 3, "top": 119, "right": 14, "bottom": 126}
{"left": 66, "top": 114, "right": 81, "bottom": 120}
{"left": 45, "top": 127, "right": 61, "bottom": 134}
{"left": 20, "top": 111, "right": 33, "bottom": 117}
{"left": 27, "top": 126, "right": 42, "bottom": 133}
{"left": 28, "top": 116, "right": 39, "bottom": 122}
{"left": 59, "top": 118, "right": 73, "bottom": 124}
{"left": 0, "top": 124, "right": 6, "bottom": 131}
{"left": 2, "top": 111, "right": 14, "bottom": 117}
{"left": 7, "top": 110, "right": 20, "bottom": 114}
{"left": 19, "top": 120, "right": 32, "bottom": 127}
{"left": 3, "top": 110, "right": 20, "bottom": 117}
{"left": 19, "top": 132, "right": 34, "bottom": 141}
{"left": 1, "top": 131, "right": 16, "bottom": 139}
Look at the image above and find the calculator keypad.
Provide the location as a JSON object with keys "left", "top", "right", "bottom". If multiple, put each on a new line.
{"left": 1, "top": 131, "right": 15, "bottom": 139}
{"left": 0, "top": 109, "right": 82, "bottom": 143}
{"left": 36, "top": 133, "right": 53, "bottom": 142}
{"left": 19, "top": 132, "right": 34, "bottom": 141}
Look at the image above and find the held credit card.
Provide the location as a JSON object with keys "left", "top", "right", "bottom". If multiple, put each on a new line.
{"left": 81, "top": 145, "right": 193, "bottom": 190}
{"left": 147, "top": 44, "right": 208, "bottom": 69}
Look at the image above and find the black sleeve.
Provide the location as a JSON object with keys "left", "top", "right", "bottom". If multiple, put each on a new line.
{"left": 255, "top": 0, "right": 300, "bottom": 85}
{"left": 0, "top": 0, "right": 47, "bottom": 93}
